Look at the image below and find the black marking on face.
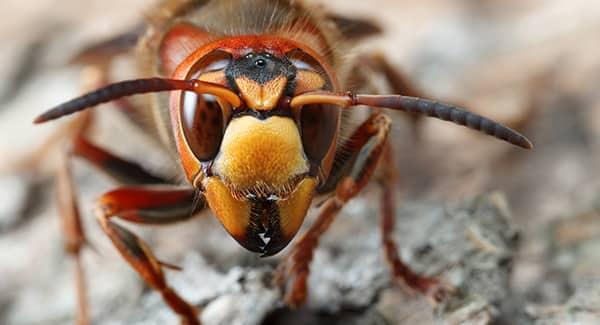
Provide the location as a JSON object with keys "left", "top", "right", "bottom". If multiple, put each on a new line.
{"left": 226, "top": 52, "right": 297, "bottom": 95}
{"left": 244, "top": 197, "right": 289, "bottom": 257}
{"left": 230, "top": 106, "right": 295, "bottom": 120}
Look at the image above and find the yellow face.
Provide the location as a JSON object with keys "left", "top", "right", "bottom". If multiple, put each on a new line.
{"left": 177, "top": 49, "right": 339, "bottom": 256}
{"left": 203, "top": 116, "right": 317, "bottom": 255}
{"left": 213, "top": 116, "right": 308, "bottom": 193}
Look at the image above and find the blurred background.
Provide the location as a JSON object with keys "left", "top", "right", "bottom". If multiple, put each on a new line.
{"left": 1, "top": 0, "right": 600, "bottom": 324}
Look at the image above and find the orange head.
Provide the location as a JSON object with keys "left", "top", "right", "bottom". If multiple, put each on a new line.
{"left": 168, "top": 33, "right": 340, "bottom": 256}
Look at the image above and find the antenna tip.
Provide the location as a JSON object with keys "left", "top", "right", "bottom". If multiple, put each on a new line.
{"left": 515, "top": 136, "right": 534, "bottom": 150}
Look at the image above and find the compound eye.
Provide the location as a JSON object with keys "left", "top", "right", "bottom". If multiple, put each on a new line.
{"left": 181, "top": 92, "right": 227, "bottom": 161}
{"left": 300, "top": 104, "right": 339, "bottom": 165}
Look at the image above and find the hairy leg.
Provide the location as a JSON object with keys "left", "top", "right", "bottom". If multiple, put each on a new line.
{"left": 95, "top": 185, "right": 203, "bottom": 324}
{"left": 58, "top": 131, "right": 193, "bottom": 324}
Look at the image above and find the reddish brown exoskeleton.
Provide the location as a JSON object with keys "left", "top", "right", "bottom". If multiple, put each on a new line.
{"left": 35, "top": 1, "right": 532, "bottom": 324}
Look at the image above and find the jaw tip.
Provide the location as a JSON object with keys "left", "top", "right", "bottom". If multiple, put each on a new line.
{"left": 260, "top": 239, "right": 290, "bottom": 257}
{"left": 233, "top": 231, "right": 292, "bottom": 257}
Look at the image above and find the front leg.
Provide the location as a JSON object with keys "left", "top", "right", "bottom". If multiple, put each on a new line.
{"left": 274, "top": 113, "right": 391, "bottom": 307}
{"left": 95, "top": 186, "right": 204, "bottom": 325}
{"left": 57, "top": 134, "right": 181, "bottom": 325}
